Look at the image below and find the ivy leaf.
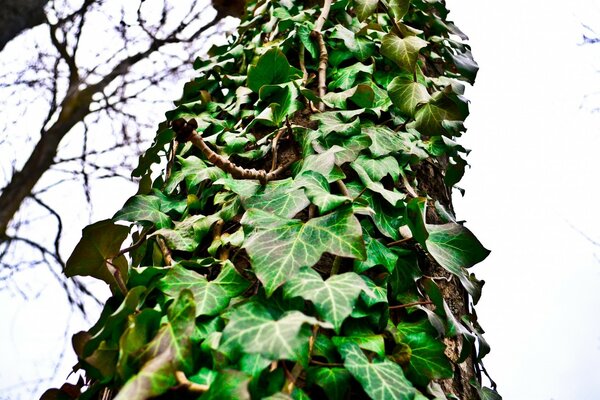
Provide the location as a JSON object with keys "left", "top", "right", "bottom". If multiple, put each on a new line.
{"left": 413, "top": 91, "right": 469, "bottom": 136}
{"left": 332, "top": 334, "right": 385, "bottom": 356}
{"left": 218, "top": 177, "right": 309, "bottom": 218}
{"left": 361, "top": 124, "right": 407, "bottom": 157}
{"left": 151, "top": 214, "right": 219, "bottom": 252}
{"left": 306, "top": 367, "right": 351, "bottom": 400}
{"left": 294, "top": 171, "right": 351, "bottom": 214}
{"left": 247, "top": 48, "right": 299, "bottom": 93}
{"left": 339, "top": 342, "right": 416, "bottom": 400}
{"left": 354, "top": 229, "right": 399, "bottom": 273}
{"left": 65, "top": 219, "right": 129, "bottom": 288}
{"left": 158, "top": 262, "right": 249, "bottom": 317}
{"left": 113, "top": 195, "right": 171, "bottom": 229}
{"left": 388, "top": 77, "right": 431, "bottom": 116}
{"left": 297, "top": 23, "right": 318, "bottom": 59}
{"left": 242, "top": 208, "right": 366, "bottom": 296}
{"left": 351, "top": 154, "right": 400, "bottom": 183}
{"left": 323, "top": 84, "right": 375, "bottom": 109}
{"left": 284, "top": 268, "right": 368, "bottom": 333}
{"left": 381, "top": 33, "right": 427, "bottom": 72}
{"left": 329, "top": 62, "right": 374, "bottom": 90}
{"left": 219, "top": 302, "right": 333, "bottom": 361}
{"left": 388, "top": 0, "right": 411, "bottom": 20}
{"left": 200, "top": 369, "right": 251, "bottom": 400}
{"left": 296, "top": 146, "right": 346, "bottom": 183}
{"left": 115, "top": 290, "right": 196, "bottom": 400}
{"left": 257, "top": 82, "right": 304, "bottom": 126}
{"left": 402, "top": 333, "right": 453, "bottom": 383}
{"left": 311, "top": 111, "right": 361, "bottom": 137}
{"left": 354, "top": 0, "right": 379, "bottom": 21}
{"left": 331, "top": 25, "right": 376, "bottom": 62}
{"left": 352, "top": 161, "right": 405, "bottom": 207}
{"left": 424, "top": 222, "right": 490, "bottom": 277}
{"left": 164, "top": 156, "right": 226, "bottom": 194}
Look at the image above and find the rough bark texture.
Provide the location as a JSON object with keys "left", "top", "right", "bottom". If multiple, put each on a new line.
{"left": 0, "top": 0, "right": 49, "bottom": 50}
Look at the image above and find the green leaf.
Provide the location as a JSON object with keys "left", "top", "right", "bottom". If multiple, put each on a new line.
{"left": 388, "top": 77, "right": 431, "bottom": 116}
{"left": 307, "top": 367, "right": 351, "bottom": 400}
{"left": 219, "top": 302, "right": 332, "bottom": 361}
{"left": 361, "top": 124, "right": 407, "bottom": 157}
{"left": 115, "top": 290, "right": 196, "bottom": 400}
{"left": 257, "top": 82, "right": 304, "bottom": 125}
{"left": 323, "top": 84, "right": 375, "bottom": 109}
{"left": 351, "top": 154, "right": 400, "bottom": 183}
{"left": 247, "top": 48, "right": 299, "bottom": 93}
{"left": 296, "top": 146, "right": 346, "bottom": 183}
{"left": 164, "top": 156, "right": 226, "bottom": 194}
{"left": 331, "top": 25, "right": 376, "bottom": 62}
{"left": 151, "top": 214, "right": 219, "bottom": 252}
{"left": 425, "top": 222, "right": 490, "bottom": 276}
{"left": 113, "top": 195, "right": 171, "bottom": 229}
{"left": 297, "top": 23, "right": 318, "bottom": 59}
{"left": 329, "top": 62, "right": 374, "bottom": 90}
{"left": 284, "top": 268, "right": 367, "bottom": 333}
{"left": 311, "top": 111, "right": 361, "bottom": 136}
{"left": 403, "top": 333, "right": 453, "bottom": 382}
{"left": 413, "top": 91, "right": 469, "bottom": 136}
{"left": 332, "top": 334, "right": 385, "bottom": 356}
{"left": 354, "top": 229, "right": 399, "bottom": 273}
{"left": 339, "top": 342, "right": 416, "bottom": 400}
{"left": 355, "top": 0, "right": 379, "bottom": 21}
{"left": 200, "top": 370, "right": 251, "bottom": 400}
{"left": 351, "top": 161, "right": 405, "bottom": 207}
{"left": 158, "top": 262, "right": 249, "bottom": 317}
{"left": 242, "top": 208, "right": 366, "bottom": 296}
{"left": 294, "top": 171, "right": 351, "bottom": 214}
{"left": 380, "top": 33, "right": 427, "bottom": 72}
{"left": 117, "top": 309, "right": 162, "bottom": 380}
{"left": 65, "top": 219, "right": 129, "bottom": 288}
{"left": 388, "top": 0, "right": 411, "bottom": 20}
{"left": 218, "top": 177, "right": 309, "bottom": 218}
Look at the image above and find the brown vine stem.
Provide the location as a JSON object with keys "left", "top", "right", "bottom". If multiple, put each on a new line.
{"left": 310, "top": 359, "right": 343, "bottom": 367}
{"left": 284, "top": 324, "right": 320, "bottom": 394}
{"left": 389, "top": 300, "right": 433, "bottom": 310}
{"left": 174, "top": 118, "right": 293, "bottom": 185}
{"left": 157, "top": 237, "right": 173, "bottom": 266}
{"left": 387, "top": 237, "right": 412, "bottom": 247}
{"left": 311, "top": 0, "right": 333, "bottom": 112}
{"left": 175, "top": 371, "right": 209, "bottom": 394}
{"left": 270, "top": 123, "right": 288, "bottom": 172}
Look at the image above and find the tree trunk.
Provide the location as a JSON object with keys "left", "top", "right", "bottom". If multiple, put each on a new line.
{"left": 0, "top": 0, "right": 48, "bottom": 50}
{"left": 43, "top": 1, "right": 497, "bottom": 399}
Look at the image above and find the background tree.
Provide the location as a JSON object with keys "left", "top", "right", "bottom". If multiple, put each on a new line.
{"left": 43, "top": 0, "right": 499, "bottom": 399}
{"left": 0, "top": 0, "right": 243, "bottom": 310}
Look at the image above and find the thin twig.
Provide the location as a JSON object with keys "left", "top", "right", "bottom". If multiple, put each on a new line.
{"left": 175, "top": 371, "right": 209, "bottom": 394}
{"left": 389, "top": 300, "right": 433, "bottom": 310}
{"left": 387, "top": 237, "right": 412, "bottom": 247}
{"left": 270, "top": 125, "right": 287, "bottom": 172}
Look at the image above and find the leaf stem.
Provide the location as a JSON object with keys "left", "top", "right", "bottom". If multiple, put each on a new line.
{"left": 175, "top": 371, "right": 209, "bottom": 394}
{"left": 312, "top": 0, "right": 333, "bottom": 112}
{"left": 389, "top": 300, "right": 433, "bottom": 309}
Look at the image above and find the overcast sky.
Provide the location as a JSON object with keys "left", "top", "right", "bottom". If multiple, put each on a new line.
{"left": 2, "top": 1, "right": 600, "bottom": 399}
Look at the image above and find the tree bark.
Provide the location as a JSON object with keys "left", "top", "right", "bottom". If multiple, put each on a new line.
{"left": 0, "top": 0, "right": 49, "bottom": 50}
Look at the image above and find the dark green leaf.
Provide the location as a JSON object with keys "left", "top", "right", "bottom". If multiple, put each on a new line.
{"left": 354, "top": 0, "right": 379, "bottom": 21}
{"left": 113, "top": 195, "right": 171, "bottom": 229}
{"left": 307, "top": 367, "right": 351, "bottom": 400}
{"left": 388, "top": 77, "right": 431, "bottom": 116}
{"left": 247, "top": 48, "right": 299, "bottom": 93}
{"left": 200, "top": 369, "right": 251, "bottom": 400}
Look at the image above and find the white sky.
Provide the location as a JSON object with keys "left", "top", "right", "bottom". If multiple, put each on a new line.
{"left": 2, "top": 1, "right": 600, "bottom": 399}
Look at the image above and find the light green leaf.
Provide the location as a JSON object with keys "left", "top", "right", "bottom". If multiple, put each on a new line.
{"left": 151, "top": 214, "right": 219, "bottom": 252}
{"left": 218, "top": 177, "right": 309, "bottom": 218}
{"left": 323, "top": 84, "right": 375, "bottom": 109}
{"left": 330, "top": 62, "right": 374, "bottom": 90}
{"left": 388, "top": 0, "right": 411, "bottom": 20}
{"left": 241, "top": 208, "right": 366, "bottom": 296}
{"left": 339, "top": 342, "right": 416, "bottom": 400}
{"left": 425, "top": 222, "right": 490, "bottom": 276}
{"left": 294, "top": 171, "right": 351, "bottom": 214}
{"left": 284, "top": 268, "right": 367, "bottom": 333}
{"left": 307, "top": 367, "right": 351, "bottom": 400}
{"left": 403, "top": 332, "right": 453, "bottom": 381}
{"left": 331, "top": 25, "right": 376, "bottom": 62}
{"left": 164, "top": 156, "right": 225, "bottom": 194}
{"left": 361, "top": 124, "right": 406, "bottom": 157}
{"left": 352, "top": 154, "right": 400, "bottom": 183}
{"left": 381, "top": 33, "right": 427, "bottom": 72}
{"left": 113, "top": 195, "right": 171, "bottom": 229}
{"left": 355, "top": 0, "right": 379, "bottom": 21}
{"left": 65, "top": 219, "right": 129, "bottom": 288}
{"left": 352, "top": 161, "right": 405, "bottom": 206}
{"left": 388, "top": 77, "right": 431, "bottom": 116}
{"left": 296, "top": 146, "right": 346, "bottom": 183}
{"left": 311, "top": 111, "right": 361, "bottom": 136}
{"left": 158, "top": 262, "right": 249, "bottom": 317}
{"left": 332, "top": 334, "right": 385, "bottom": 356}
{"left": 219, "top": 302, "right": 332, "bottom": 361}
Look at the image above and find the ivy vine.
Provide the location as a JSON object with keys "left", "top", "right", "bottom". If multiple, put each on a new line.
{"left": 43, "top": 0, "right": 500, "bottom": 399}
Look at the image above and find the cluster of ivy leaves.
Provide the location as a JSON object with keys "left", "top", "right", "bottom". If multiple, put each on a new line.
{"left": 44, "top": 0, "right": 501, "bottom": 399}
